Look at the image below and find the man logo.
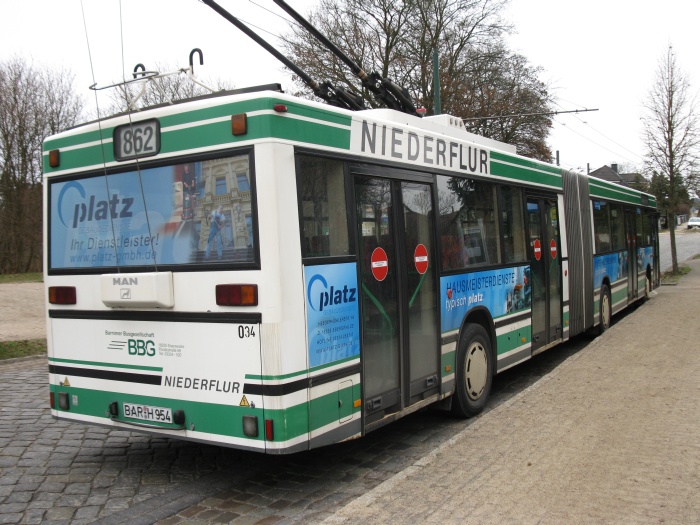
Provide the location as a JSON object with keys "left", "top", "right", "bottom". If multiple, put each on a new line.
{"left": 120, "top": 289, "right": 132, "bottom": 299}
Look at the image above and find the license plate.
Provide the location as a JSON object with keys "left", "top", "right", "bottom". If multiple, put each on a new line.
{"left": 123, "top": 403, "right": 172, "bottom": 424}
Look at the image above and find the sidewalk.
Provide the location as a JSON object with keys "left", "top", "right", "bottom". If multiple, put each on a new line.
{"left": 0, "top": 282, "right": 44, "bottom": 342}
{"left": 325, "top": 259, "right": 700, "bottom": 525}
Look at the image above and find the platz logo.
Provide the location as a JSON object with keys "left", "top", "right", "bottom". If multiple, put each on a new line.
{"left": 307, "top": 274, "right": 356, "bottom": 312}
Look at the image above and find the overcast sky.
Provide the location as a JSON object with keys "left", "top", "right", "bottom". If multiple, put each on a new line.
{"left": 2, "top": 0, "right": 698, "bottom": 174}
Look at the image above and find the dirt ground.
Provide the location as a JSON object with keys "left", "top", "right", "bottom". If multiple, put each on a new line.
{"left": 0, "top": 282, "right": 45, "bottom": 342}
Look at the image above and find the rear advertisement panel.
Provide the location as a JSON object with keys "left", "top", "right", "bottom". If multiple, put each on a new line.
{"left": 48, "top": 154, "right": 255, "bottom": 270}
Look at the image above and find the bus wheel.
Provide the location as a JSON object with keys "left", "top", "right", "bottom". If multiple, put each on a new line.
{"left": 452, "top": 324, "right": 493, "bottom": 418}
{"left": 599, "top": 284, "right": 611, "bottom": 334}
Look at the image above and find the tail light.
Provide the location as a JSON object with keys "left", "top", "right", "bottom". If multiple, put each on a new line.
{"left": 49, "top": 286, "right": 76, "bottom": 305}
{"left": 216, "top": 284, "right": 257, "bottom": 306}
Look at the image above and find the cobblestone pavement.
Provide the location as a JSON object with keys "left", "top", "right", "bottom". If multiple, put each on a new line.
{"left": 0, "top": 330, "right": 589, "bottom": 525}
{"left": 1, "top": 236, "right": 698, "bottom": 524}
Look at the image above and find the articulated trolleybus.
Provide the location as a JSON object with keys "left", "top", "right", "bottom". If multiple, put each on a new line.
{"left": 44, "top": 13, "right": 658, "bottom": 457}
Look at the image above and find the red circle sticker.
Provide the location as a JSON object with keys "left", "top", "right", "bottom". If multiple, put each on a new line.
{"left": 550, "top": 239, "right": 557, "bottom": 259}
{"left": 414, "top": 244, "right": 429, "bottom": 275}
{"left": 370, "top": 247, "right": 389, "bottom": 281}
{"left": 533, "top": 239, "right": 542, "bottom": 261}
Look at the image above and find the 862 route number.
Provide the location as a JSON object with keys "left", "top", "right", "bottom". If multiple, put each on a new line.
{"left": 113, "top": 119, "right": 160, "bottom": 161}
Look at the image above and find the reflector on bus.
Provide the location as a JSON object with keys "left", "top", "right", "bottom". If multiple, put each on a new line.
{"left": 231, "top": 114, "right": 247, "bottom": 135}
{"left": 48, "top": 286, "right": 76, "bottom": 305}
{"left": 215, "top": 284, "right": 258, "bottom": 306}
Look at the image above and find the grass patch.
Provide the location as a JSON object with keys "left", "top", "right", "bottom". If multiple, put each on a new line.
{"left": 660, "top": 265, "right": 691, "bottom": 285}
{"left": 0, "top": 339, "right": 47, "bottom": 360}
{"left": 0, "top": 273, "right": 43, "bottom": 284}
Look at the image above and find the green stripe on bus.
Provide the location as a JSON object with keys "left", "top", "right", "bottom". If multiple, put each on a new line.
{"left": 589, "top": 178, "right": 654, "bottom": 206}
{"left": 611, "top": 287, "right": 627, "bottom": 304}
{"left": 48, "top": 357, "right": 162, "bottom": 372}
{"left": 309, "top": 382, "right": 362, "bottom": 432}
{"left": 490, "top": 151, "right": 562, "bottom": 176}
{"left": 43, "top": 114, "right": 350, "bottom": 173}
{"left": 50, "top": 381, "right": 359, "bottom": 442}
{"left": 245, "top": 355, "right": 360, "bottom": 381}
{"left": 490, "top": 158, "right": 562, "bottom": 188}
{"left": 496, "top": 325, "right": 532, "bottom": 354}
{"left": 441, "top": 350, "right": 456, "bottom": 377}
{"left": 43, "top": 98, "right": 350, "bottom": 154}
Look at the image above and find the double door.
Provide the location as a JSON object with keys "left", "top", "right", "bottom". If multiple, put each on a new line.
{"left": 526, "top": 195, "right": 562, "bottom": 353}
{"left": 354, "top": 173, "right": 439, "bottom": 424}
{"left": 625, "top": 210, "right": 638, "bottom": 299}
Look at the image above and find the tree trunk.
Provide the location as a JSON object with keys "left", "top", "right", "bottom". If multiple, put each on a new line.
{"left": 668, "top": 211, "right": 679, "bottom": 274}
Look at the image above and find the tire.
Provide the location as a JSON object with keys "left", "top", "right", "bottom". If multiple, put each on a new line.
{"left": 451, "top": 324, "right": 493, "bottom": 418}
{"left": 598, "top": 284, "right": 611, "bottom": 334}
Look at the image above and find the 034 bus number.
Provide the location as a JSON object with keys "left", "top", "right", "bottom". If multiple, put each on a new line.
{"left": 238, "top": 325, "right": 256, "bottom": 338}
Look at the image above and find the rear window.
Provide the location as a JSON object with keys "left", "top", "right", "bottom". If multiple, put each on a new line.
{"left": 48, "top": 153, "right": 256, "bottom": 271}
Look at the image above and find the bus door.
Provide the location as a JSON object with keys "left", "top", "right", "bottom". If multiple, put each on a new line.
{"left": 354, "top": 173, "right": 439, "bottom": 425}
{"left": 625, "top": 209, "right": 638, "bottom": 300}
{"left": 526, "top": 196, "right": 562, "bottom": 353}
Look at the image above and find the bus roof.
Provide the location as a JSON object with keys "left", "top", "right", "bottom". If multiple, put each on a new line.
{"left": 43, "top": 89, "right": 656, "bottom": 208}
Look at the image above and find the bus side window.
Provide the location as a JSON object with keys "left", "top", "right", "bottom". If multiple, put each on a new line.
{"left": 610, "top": 203, "right": 626, "bottom": 251}
{"left": 592, "top": 200, "right": 611, "bottom": 253}
{"left": 297, "top": 156, "right": 350, "bottom": 258}
{"left": 642, "top": 211, "right": 652, "bottom": 246}
{"left": 437, "top": 175, "right": 499, "bottom": 270}
{"left": 501, "top": 186, "right": 527, "bottom": 263}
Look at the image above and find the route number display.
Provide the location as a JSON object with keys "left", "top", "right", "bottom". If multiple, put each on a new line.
{"left": 114, "top": 120, "right": 161, "bottom": 161}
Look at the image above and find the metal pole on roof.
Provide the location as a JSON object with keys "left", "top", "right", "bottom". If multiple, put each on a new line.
{"left": 433, "top": 48, "right": 441, "bottom": 115}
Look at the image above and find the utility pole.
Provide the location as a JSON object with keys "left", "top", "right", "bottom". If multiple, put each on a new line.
{"left": 433, "top": 48, "right": 441, "bottom": 115}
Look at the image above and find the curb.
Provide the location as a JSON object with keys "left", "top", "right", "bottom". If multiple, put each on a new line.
{"left": 0, "top": 353, "right": 47, "bottom": 366}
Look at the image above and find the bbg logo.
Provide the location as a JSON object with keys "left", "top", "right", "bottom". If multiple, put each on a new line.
{"left": 128, "top": 339, "right": 155, "bottom": 357}
{"left": 307, "top": 274, "right": 357, "bottom": 312}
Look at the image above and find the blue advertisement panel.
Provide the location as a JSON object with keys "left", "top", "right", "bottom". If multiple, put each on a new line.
{"left": 440, "top": 266, "right": 530, "bottom": 333}
{"left": 637, "top": 246, "right": 654, "bottom": 272}
{"left": 49, "top": 155, "right": 255, "bottom": 269}
{"left": 593, "top": 252, "right": 627, "bottom": 289}
{"left": 304, "top": 263, "right": 360, "bottom": 368}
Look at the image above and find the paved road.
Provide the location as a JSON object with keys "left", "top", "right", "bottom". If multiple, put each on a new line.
{"left": 1, "top": 231, "right": 698, "bottom": 524}
{"left": 658, "top": 225, "right": 700, "bottom": 272}
{"left": 1, "top": 327, "right": 591, "bottom": 524}
{"left": 326, "top": 258, "right": 700, "bottom": 525}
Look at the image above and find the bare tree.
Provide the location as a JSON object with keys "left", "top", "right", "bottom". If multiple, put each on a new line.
{"left": 105, "top": 62, "right": 234, "bottom": 116}
{"left": 0, "top": 57, "right": 84, "bottom": 274}
{"left": 281, "top": 0, "right": 553, "bottom": 160}
{"left": 642, "top": 46, "right": 699, "bottom": 274}
{"left": 456, "top": 45, "right": 553, "bottom": 161}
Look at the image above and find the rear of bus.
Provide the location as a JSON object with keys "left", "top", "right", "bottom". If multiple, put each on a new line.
{"left": 43, "top": 91, "right": 315, "bottom": 453}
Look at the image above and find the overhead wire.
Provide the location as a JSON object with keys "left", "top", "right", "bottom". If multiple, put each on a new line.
{"left": 117, "top": 0, "right": 158, "bottom": 272}
{"left": 551, "top": 98, "right": 645, "bottom": 166}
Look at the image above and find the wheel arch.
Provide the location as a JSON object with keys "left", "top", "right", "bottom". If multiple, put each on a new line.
{"left": 458, "top": 306, "right": 497, "bottom": 376}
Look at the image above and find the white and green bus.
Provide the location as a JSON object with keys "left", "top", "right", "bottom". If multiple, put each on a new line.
{"left": 44, "top": 86, "right": 659, "bottom": 453}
